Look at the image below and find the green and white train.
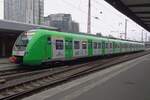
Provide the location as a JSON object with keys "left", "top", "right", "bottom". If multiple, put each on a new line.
{"left": 10, "top": 29, "right": 145, "bottom": 65}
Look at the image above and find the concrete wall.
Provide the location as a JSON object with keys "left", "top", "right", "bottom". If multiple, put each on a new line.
{"left": 0, "top": 35, "right": 17, "bottom": 57}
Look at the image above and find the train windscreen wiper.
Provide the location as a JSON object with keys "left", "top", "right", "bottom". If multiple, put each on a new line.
{"left": 15, "top": 44, "right": 27, "bottom": 47}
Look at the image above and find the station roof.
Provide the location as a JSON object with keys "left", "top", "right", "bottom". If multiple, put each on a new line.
{"left": 0, "top": 19, "right": 58, "bottom": 36}
{"left": 105, "top": 0, "right": 150, "bottom": 32}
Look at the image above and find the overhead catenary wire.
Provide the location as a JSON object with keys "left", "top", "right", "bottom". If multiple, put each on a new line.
{"left": 61, "top": 0, "right": 116, "bottom": 31}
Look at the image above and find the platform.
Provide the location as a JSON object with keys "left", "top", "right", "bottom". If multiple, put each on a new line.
{"left": 23, "top": 54, "right": 150, "bottom": 100}
{"left": 0, "top": 58, "right": 19, "bottom": 70}
{"left": 0, "top": 58, "right": 10, "bottom": 64}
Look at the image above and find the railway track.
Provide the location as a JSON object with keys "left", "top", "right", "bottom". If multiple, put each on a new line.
{"left": 0, "top": 69, "right": 29, "bottom": 77}
{"left": 0, "top": 51, "right": 149, "bottom": 100}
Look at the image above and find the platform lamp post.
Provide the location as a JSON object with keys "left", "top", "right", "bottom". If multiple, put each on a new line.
{"left": 87, "top": 0, "right": 91, "bottom": 34}
{"left": 145, "top": 32, "right": 148, "bottom": 42}
{"left": 130, "top": 29, "right": 136, "bottom": 41}
{"left": 87, "top": 0, "right": 102, "bottom": 34}
{"left": 118, "top": 22, "right": 123, "bottom": 39}
{"left": 124, "top": 19, "right": 128, "bottom": 40}
{"left": 141, "top": 29, "right": 144, "bottom": 42}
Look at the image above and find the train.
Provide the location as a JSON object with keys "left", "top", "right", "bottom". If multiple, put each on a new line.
{"left": 10, "top": 29, "right": 145, "bottom": 65}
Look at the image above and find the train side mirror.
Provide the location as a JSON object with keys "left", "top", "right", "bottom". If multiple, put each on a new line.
{"left": 48, "top": 37, "right": 51, "bottom": 44}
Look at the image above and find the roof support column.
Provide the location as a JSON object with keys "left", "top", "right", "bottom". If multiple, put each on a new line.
{"left": 125, "top": 19, "right": 128, "bottom": 40}
{"left": 2, "top": 38, "right": 6, "bottom": 57}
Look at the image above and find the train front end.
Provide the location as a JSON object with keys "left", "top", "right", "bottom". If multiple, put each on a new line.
{"left": 10, "top": 30, "right": 35, "bottom": 64}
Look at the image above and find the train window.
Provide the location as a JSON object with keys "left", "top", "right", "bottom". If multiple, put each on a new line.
{"left": 105, "top": 43, "right": 108, "bottom": 48}
{"left": 74, "top": 41, "right": 80, "bottom": 49}
{"left": 94, "top": 42, "right": 97, "bottom": 49}
{"left": 82, "top": 41, "right": 87, "bottom": 49}
{"left": 98, "top": 43, "right": 101, "bottom": 49}
{"left": 110, "top": 43, "right": 112, "bottom": 48}
{"left": 118, "top": 44, "right": 120, "bottom": 48}
{"left": 56, "top": 40, "right": 64, "bottom": 50}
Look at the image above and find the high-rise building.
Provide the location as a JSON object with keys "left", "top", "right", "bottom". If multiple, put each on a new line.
{"left": 44, "top": 14, "right": 79, "bottom": 33}
{"left": 0, "top": 0, "right": 4, "bottom": 19}
{"left": 72, "top": 21, "right": 79, "bottom": 33}
{"left": 4, "top": 0, "right": 44, "bottom": 25}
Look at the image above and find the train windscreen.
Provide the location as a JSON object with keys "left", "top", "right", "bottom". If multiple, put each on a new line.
{"left": 13, "top": 31, "right": 35, "bottom": 51}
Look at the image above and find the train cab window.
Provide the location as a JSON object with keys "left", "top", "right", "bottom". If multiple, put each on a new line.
{"left": 98, "top": 43, "right": 101, "bottom": 49}
{"left": 94, "top": 42, "right": 98, "bottom": 49}
{"left": 56, "top": 40, "right": 64, "bottom": 50}
{"left": 74, "top": 41, "right": 80, "bottom": 49}
{"left": 82, "top": 41, "right": 87, "bottom": 49}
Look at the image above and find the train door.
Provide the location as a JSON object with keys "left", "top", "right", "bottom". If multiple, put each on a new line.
{"left": 119, "top": 42, "right": 122, "bottom": 53}
{"left": 108, "top": 40, "right": 113, "bottom": 54}
{"left": 98, "top": 42, "right": 102, "bottom": 55}
{"left": 122, "top": 43, "right": 125, "bottom": 53}
{"left": 46, "top": 37, "right": 52, "bottom": 60}
{"left": 65, "top": 38, "right": 73, "bottom": 59}
{"left": 88, "top": 40, "right": 93, "bottom": 56}
{"left": 132, "top": 44, "right": 134, "bottom": 52}
{"left": 102, "top": 41, "right": 105, "bottom": 55}
{"left": 113, "top": 41, "right": 116, "bottom": 54}
{"left": 105, "top": 42, "right": 109, "bottom": 54}
{"left": 81, "top": 41, "right": 88, "bottom": 57}
{"left": 73, "top": 40, "right": 81, "bottom": 57}
{"left": 126, "top": 43, "right": 129, "bottom": 52}
{"left": 93, "top": 41, "right": 99, "bottom": 55}
{"left": 93, "top": 42, "right": 96, "bottom": 55}
{"left": 52, "top": 37, "right": 65, "bottom": 59}
{"left": 124, "top": 43, "right": 127, "bottom": 52}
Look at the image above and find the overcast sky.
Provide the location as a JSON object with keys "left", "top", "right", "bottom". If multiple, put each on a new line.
{"left": 44, "top": 0, "right": 150, "bottom": 41}
{"left": 0, "top": 0, "right": 149, "bottom": 41}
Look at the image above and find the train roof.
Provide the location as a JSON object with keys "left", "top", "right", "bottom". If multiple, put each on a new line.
{"left": 35, "top": 29, "right": 143, "bottom": 44}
